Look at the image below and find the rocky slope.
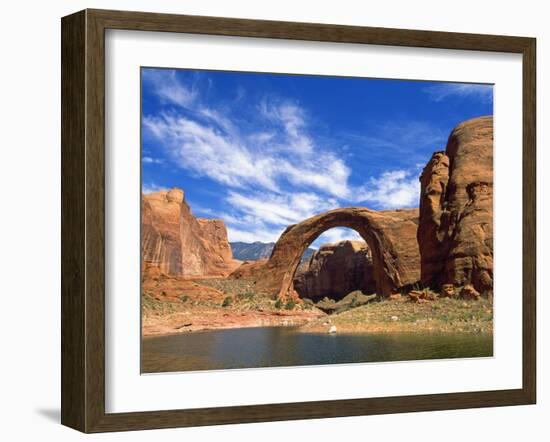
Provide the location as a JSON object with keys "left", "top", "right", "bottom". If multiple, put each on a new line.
{"left": 141, "top": 188, "right": 240, "bottom": 278}
{"left": 418, "top": 116, "right": 493, "bottom": 294}
{"left": 293, "top": 240, "right": 376, "bottom": 301}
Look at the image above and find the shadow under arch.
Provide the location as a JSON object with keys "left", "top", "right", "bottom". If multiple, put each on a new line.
{"left": 266, "top": 207, "right": 421, "bottom": 298}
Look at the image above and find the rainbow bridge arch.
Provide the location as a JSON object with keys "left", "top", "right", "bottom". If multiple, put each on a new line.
{"left": 251, "top": 207, "right": 421, "bottom": 299}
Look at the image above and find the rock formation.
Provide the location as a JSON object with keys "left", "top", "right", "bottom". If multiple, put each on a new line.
{"left": 230, "top": 258, "right": 269, "bottom": 280}
{"left": 231, "top": 207, "right": 420, "bottom": 298}
{"left": 141, "top": 188, "right": 240, "bottom": 278}
{"left": 293, "top": 240, "right": 376, "bottom": 301}
{"left": 418, "top": 116, "right": 493, "bottom": 294}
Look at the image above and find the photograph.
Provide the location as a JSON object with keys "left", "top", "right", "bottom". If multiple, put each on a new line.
{"left": 0, "top": 0, "right": 543, "bottom": 437}
{"left": 140, "top": 67, "right": 495, "bottom": 373}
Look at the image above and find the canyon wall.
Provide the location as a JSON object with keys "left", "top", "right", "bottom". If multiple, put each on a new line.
{"left": 418, "top": 116, "right": 493, "bottom": 294}
{"left": 293, "top": 240, "right": 376, "bottom": 301}
{"left": 141, "top": 188, "right": 240, "bottom": 278}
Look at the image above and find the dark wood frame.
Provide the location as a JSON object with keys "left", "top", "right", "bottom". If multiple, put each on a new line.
{"left": 61, "top": 8, "right": 536, "bottom": 433}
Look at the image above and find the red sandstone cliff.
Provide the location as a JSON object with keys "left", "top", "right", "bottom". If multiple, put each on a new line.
{"left": 418, "top": 116, "right": 493, "bottom": 294}
{"left": 293, "top": 240, "right": 376, "bottom": 301}
{"left": 141, "top": 188, "right": 240, "bottom": 278}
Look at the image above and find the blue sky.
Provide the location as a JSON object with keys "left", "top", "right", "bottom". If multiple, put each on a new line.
{"left": 141, "top": 68, "right": 492, "bottom": 247}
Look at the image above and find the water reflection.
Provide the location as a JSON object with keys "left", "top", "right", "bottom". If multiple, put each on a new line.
{"left": 141, "top": 327, "right": 493, "bottom": 373}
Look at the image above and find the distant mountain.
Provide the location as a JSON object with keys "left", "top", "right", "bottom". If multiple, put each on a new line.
{"left": 230, "top": 242, "right": 275, "bottom": 261}
{"left": 230, "top": 241, "right": 315, "bottom": 263}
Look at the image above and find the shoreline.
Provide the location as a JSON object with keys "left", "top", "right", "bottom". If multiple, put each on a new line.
{"left": 143, "top": 322, "right": 494, "bottom": 339}
{"left": 141, "top": 307, "right": 322, "bottom": 337}
{"left": 142, "top": 297, "right": 493, "bottom": 337}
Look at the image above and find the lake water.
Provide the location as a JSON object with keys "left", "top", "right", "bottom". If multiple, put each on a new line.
{"left": 141, "top": 326, "right": 493, "bottom": 373}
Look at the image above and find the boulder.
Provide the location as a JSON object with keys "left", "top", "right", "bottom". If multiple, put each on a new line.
{"left": 314, "top": 291, "right": 377, "bottom": 314}
{"left": 460, "top": 284, "right": 481, "bottom": 300}
{"left": 440, "top": 283, "right": 456, "bottom": 298}
{"left": 408, "top": 289, "right": 437, "bottom": 303}
{"left": 293, "top": 240, "right": 376, "bottom": 301}
{"left": 230, "top": 259, "right": 269, "bottom": 280}
{"left": 418, "top": 116, "right": 493, "bottom": 294}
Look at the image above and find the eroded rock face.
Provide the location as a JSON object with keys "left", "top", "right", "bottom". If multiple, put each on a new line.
{"left": 141, "top": 188, "right": 240, "bottom": 278}
{"left": 293, "top": 240, "right": 376, "bottom": 301}
{"left": 231, "top": 207, "right": 420, "bottom": 298}
{"left": 418, "top": 116, "right": 493, "bottom": 294}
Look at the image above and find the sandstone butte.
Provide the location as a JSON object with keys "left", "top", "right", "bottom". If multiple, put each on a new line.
{"left": 141, "top": 188, "right": 241, "bottom": 278}
{"left": 293, "top": 240, "right": 376, "bottom": 301}
{"left": 418, "top": 115, "right": 493, "bottom": 295}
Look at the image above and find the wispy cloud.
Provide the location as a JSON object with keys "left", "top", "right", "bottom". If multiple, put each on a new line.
{"left": 226, "top": 191, "right": 339, "bottom": 227}
{"left": 142, "top": 182, "right": 166, "bottom": 194}
{"left": 188, "top": 205, "right": 217, "bottom": 219}
{"left": 142, "top": 69, "right": 441, "bottom": 243}
{"left": 312, "top": 228, "right": 363, "bottom": 249}
{"left": 259, "top": 98, "right": 314, "bottom": 155}
{"left": 347, "top": 121, "right": 447, "bottom": 156}
{"left": 424, "top": 83, "right": 493, "bottom": 103}
{"left": 144, "top": 114, "right": 280, "bottom": 192}
{"left": 142, "top": 69, "right": 198, "bottom": 107}
{"left": 143, "top": 95, "right": 352, "bottom": 199}
{"left": 222, "top": 190, "right": 340, "bottom": 243}
{"left": 226, "top": 226, "right": 282, "bottom": 244}
{"left": 357, "top": 169, "right": 420, "bottom": 209}
{"left": 142, "top": 156, "right": 163, "bottom": 164}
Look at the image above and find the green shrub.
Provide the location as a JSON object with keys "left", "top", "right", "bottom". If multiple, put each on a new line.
{"left": 179, "top": 294, "right": 189, "bottom": 303}
{"left": 274, "top": 298, "right": 283, "bottom": 309}
{"left": 237, "top": 291, "right": 255, "bottom": 301}
{"left": 222, "top": 296, "right": 233, "bottom": 308}
{"left": 284, "top": 299, "right": 296, "bottom": 310}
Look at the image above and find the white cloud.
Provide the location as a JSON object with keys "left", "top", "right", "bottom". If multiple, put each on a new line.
{"left": 142, "top": 156, "right": 163, "bottom": 164}
{"left": 312, "top": 228, "right": 363, "bottom": 249}
{"left": 186, "top": 201, "right": 216, "bottom": 217}
{"left": 280, "top": 157, "right": 351, "bottom": 199}
{"left": 357, "top": 169, "right": 420, "bottom": 209}
{"left": 226, "top": 226, "right": 283, "bottom": 244}
{"left": 197, "top": 106, "right": 238, "bottom": 136}
{"left": 351, "top": 121, "right": 447, "bottom": 154}
{"left": 223, "top": 168, "right": 420, "bottom": 243}
{"left": 425, "top": 83, "right": 493, "bottom": 102}
{"left": 142, "top": 69, "right": 197, "bottom": 107}
{"left": 142, "top": 182, "right": 166, "bottom": 194}
{"left": 259, "top": 99, "right": 313, "bottom": 155}
{"left": 142, "top": 71, "right": 440, "bottom": 243}
{"left": 226, "top": 190, "right": 339, "bottom": 227}
{"left": 144, "top": 114, "right": 281, "bottom": 192}
{"left": 143, "top": 100, "right": 353, "bottom": 198}
{"left": 223, "top": 190, "right": 340, "bottom": 244}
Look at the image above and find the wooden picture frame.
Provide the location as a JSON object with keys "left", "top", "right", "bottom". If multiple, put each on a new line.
{"left": 61, "top": 8, "right": 536, "bottom": 433}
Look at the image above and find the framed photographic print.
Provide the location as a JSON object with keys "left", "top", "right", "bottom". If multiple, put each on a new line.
{"left": 61, "top": 9, "right": 536, "bottom": 433}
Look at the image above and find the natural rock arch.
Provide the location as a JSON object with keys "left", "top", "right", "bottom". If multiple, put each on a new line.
{"left": 238, "top": 207, "right": 421, "bottom": 299}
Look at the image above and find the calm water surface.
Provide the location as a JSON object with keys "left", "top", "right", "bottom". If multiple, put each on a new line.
{"left": 141, "top": 327, "right": 493, "bottom": 373}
